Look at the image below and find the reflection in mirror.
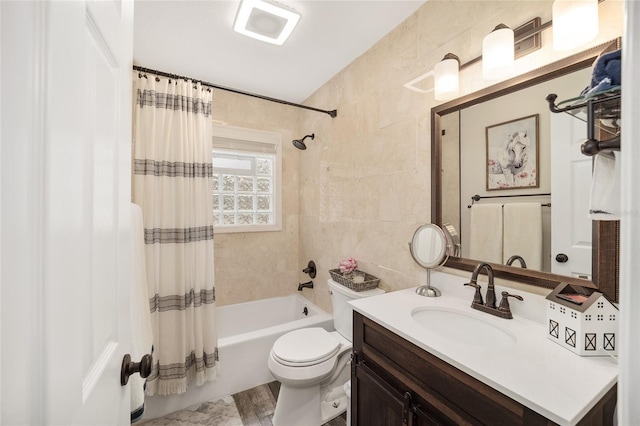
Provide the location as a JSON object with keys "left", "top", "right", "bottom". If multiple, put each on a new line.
{"left": 442, "top": 222, "right": 461, "bottom": 257}
{"left": 442, "top": 67, "right": 591, "bottom": 274}
{"left": 432, "top": 40, "right": 621, "bottom": 302}
{"left": 409, "top": 224, "right": 449, "bottom": 298}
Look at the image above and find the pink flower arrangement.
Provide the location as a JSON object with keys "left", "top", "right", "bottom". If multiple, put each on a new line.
{"left": 339, "top": 257, "right": 358, "bottom": 274}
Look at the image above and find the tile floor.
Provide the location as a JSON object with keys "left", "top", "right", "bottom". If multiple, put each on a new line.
{"left": 141, "top": 381, "right": 347, "bottom": 426}
{"left": 140, "top": 395, "right": 242, "bottom": 426}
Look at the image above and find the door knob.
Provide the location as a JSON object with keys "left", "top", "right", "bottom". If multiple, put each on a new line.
{"left": 121, "top": 353, "right": 152, "bottom": 386}
{"left": 555, "top": 253, "right": 569, "bottom": 263}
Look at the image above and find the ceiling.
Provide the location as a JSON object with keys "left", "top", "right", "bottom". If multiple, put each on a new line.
{"left": 133, "top": 1, "right": 427, "bottom": 104}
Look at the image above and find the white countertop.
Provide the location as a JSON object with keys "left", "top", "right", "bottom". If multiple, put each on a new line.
{"left": 349, "top": 271, "right": 618, "bottom": 426}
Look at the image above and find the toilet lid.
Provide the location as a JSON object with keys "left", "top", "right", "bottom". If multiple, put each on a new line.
{"left": 272, "top": 328, "right": 340, "bottom": 367}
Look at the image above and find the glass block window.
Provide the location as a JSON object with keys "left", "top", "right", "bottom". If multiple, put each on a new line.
{"left": 212, "top": 124, "right": 282, "bottom": 233}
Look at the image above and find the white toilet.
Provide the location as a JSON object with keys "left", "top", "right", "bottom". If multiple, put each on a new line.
{"left": 268, "top": 279, "right": 385, "bottom": 426}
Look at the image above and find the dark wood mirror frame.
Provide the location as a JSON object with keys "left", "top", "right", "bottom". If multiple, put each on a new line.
{"left": 431, "top": 39, "right": 620, "bottom": 302}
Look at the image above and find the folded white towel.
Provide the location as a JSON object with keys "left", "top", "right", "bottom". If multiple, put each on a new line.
{"left": 503, "top": 203, "right": 542, "bottom": 270}
{"left": 589, "top": 151, "right": 621, "bottom": 220}
{"left": 469, "top": 204, "right": 503, "bottom": 264}
{"left": 130, "top": 203, "right": 154, "bottom": 423}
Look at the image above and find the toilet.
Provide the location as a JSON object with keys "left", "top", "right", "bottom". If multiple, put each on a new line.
{"left": 268, "top": 279, "right": 385, "bottom": 426}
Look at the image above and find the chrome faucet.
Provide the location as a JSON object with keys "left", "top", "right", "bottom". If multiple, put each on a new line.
{"left": 464, "top": 262, "right": 523, "bottom": 319}
{"left": 506, "top": 255, "right": 527, "bottom": 268}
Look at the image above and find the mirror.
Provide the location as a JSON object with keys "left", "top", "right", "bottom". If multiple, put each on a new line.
{"left": 432, "top": 40, "right": 620, "bottom": 302}
{"left": 409, "top": 224, "right": 449, "bottom": 297}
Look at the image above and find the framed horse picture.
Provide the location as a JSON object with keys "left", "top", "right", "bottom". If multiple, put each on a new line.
{"left": 486, "top": 114, "right": 539, "bottom": 190}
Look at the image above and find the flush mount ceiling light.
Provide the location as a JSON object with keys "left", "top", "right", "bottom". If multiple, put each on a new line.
{"left": 233, "top": 0, "right": 301, "bottom": 45}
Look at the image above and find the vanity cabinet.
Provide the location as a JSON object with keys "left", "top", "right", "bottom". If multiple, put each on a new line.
{"left": 352, "top": 312, "right": 617, "bottom": 426}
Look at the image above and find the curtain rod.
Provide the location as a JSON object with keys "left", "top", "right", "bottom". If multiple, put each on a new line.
{"left": 133, "top": 65, "right": 338, "bottom": 118}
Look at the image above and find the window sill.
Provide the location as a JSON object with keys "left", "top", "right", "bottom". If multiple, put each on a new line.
{"left": 214, "top": 224, "right": 282, "bottom": 234}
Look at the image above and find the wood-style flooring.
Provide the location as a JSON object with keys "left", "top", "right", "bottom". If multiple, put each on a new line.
{"left": 233, "top": 381, "right": 347, "bottom": 426}
{"left": 142, "top": 381, "right": 347, "bottom": 426}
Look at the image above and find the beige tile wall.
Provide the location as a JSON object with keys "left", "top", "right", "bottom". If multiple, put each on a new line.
{"left": 212, "top": 90, "right": 303, "bottom": 306}
{"left": 213, "top": 0, "right": 622, "bottom": 311}
{"left": 299, "top": 0, "right": 623, "bottom": 313}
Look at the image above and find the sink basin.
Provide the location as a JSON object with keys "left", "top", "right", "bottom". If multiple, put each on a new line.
{"left": 411, "top": 307, "right": 517, "bottom": 347}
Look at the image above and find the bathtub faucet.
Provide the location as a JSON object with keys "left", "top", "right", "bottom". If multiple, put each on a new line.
{"left": 298, "top": 281, "right": 314, "bottom": 291}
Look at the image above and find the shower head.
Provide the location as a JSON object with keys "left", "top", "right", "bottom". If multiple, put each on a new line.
{"left": 292, "top": 133, "right": 315, "bottom": 150}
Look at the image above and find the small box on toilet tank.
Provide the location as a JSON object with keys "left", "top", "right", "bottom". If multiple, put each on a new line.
{"left": 546, "top": 283, "right": 618, "bottom": 356}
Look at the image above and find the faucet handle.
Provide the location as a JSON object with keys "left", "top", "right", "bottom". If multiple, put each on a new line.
{"left": 498, "top": 291, "right": 524, "bottom": 315}
{"left": 464, "top": 282, "right": 484, "bottom": 305}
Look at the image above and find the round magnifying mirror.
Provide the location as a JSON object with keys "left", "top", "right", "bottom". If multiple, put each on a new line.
{"left": 409, "top": 224, "right": 449, "bottom": 297}
{"left": 410, "top": 224, "right": 449, "bottom": 268}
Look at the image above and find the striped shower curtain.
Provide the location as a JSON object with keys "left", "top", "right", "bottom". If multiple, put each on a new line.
{"left": 132, "top": 73, "right": 219, "bottom": 395}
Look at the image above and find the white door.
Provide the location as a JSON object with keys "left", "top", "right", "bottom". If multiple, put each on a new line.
{"left": 1, "top": 1, "right": 134, "bottom": 424}
{"left": 550, "top": 112, "right": 592, "bottom": 279}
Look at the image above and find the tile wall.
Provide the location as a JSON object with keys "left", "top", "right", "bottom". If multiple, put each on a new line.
{"left": 212, "top": 91, "right": 302, "bottom": 305}
{"left": 299, "top": 0, "right": 623, "bottom": 313}
{"left": 214, "top": 0, "right": 622, "bottom": 311}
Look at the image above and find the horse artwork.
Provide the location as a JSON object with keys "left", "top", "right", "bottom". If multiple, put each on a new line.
{"left": 486, "top": 114, "right": 539, "bottom": 190}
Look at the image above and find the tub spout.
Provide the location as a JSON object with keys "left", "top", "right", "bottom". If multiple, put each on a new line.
{"left": 298, "top": 281, "right": 314, "bottom": 291}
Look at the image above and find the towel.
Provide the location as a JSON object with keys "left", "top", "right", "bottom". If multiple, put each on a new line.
{"left": 469, "top": 204, "right": 503, "bottom": 264}
{"left": 589, "top": 151, "right": 621, "bottom": 220}
{"left": 503, "top": 203, "right": 542, "bottom": 270}
{"left": 581, "top": 49, "right": 621, "bottom": 96}
{"left": 130, "top": 203, "right": 154, "bottom": 423}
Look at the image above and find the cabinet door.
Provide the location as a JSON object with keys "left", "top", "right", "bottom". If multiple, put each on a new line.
{"left": 353, "top": 362, "right": 405, "bottom": 426}
{"left": 353, "top": 361, "right": 444, "bottom": 426}
{"left": 412, "top": 405, "right": 447, "bottom": 426}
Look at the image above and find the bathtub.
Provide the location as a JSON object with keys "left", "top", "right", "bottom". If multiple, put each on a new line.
{"left": 143, "top": 293, "right": 333, "bottom": 420}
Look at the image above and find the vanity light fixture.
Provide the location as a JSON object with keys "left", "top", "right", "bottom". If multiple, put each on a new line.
{"left": 482, "top": 24, "right": 515, "bottom": 80}
{"left": 404, "top": 1, "right": 602, "bottom": 95}
{"left": 552, "top": 0, "right": 599, "bottom": 51}
{"left": 233, "top": 0, "right": 301, "bottom": 46}
{"left": 434, "top": 53, "right": 460, "bottom": 101}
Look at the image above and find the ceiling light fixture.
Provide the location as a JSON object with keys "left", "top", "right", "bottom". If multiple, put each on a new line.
{"left": 233, "top": 0, "right": 301, "bottom": 46}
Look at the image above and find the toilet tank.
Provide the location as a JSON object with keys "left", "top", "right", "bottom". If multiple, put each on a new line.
{"left": 328, "top": 279, "right": 385, "bottom": 341}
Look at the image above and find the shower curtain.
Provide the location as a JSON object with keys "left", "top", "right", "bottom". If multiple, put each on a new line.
{"left": 132, "top": 73, "right": 218, "bottom": 395}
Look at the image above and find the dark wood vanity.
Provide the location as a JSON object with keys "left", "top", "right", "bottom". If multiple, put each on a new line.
{"left": 351, "top": 312, "right": 617, "bottom": 426}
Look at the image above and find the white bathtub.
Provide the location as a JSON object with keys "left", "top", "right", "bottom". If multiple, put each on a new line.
{"left": 143, "top": 293, "right": 333, "bottom": 420}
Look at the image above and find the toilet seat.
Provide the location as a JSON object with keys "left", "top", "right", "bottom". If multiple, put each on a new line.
{"left": 272, "top": 328, "right": 341, "bottom": 367}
